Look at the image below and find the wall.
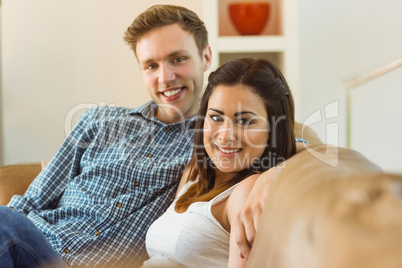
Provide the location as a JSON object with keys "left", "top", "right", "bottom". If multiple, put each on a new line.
{"left": 1, "top": 0, "right": 201, "bottom": 165}
{"left": 1, "top": 0, "right": 402, "bottom": 172}
{"left": 298, "top": 0, "right": 402, "bottom": 172}
{"left": 350, "top": 68, "right": 402, "bottom": 173}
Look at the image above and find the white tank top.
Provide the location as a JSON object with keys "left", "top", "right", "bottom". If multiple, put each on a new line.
{"left": 143, "top": 181, "right": 239, "bottom": 267}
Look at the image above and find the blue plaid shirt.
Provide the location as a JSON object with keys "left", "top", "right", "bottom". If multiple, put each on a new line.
{"left": 8, "top": 101, "right": 195, "bottom": 267}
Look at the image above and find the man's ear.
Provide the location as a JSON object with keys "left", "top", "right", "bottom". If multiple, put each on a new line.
{"left": 202, "top": 45, "right": 212, "bottom": 71}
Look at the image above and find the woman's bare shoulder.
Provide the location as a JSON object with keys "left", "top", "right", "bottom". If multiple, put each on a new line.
{"left": 227, "top": 174, "right": 260, "bottom": 214}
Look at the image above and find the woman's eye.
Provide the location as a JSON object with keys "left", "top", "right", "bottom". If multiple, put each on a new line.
{"left": 238, "top": 118, "right": 254, "bottom": 126}
{"left": 210, "top": 115, "right": 223, "bottom": 122}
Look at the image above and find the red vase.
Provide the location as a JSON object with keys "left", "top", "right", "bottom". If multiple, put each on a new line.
{"left": 229, "top": 2, "right": 271, "bottom": 35}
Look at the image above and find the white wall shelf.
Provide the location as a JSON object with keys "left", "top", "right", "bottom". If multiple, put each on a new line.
{"left": 217, "top": 36, "right": 285, "bottom": 53}
{"left": 202, "top": 0, "right": 300, "bottom": 116}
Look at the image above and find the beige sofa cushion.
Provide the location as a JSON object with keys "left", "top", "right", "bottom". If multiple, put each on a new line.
{"left": 0, "top": 162, "right": 41, "bottom": 205}
{"left": 247, "top": 145, "right": 402, "bottom": 268}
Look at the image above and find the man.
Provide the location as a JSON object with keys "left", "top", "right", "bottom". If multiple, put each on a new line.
{"left": 1, "top": 5, "right": 235, "bottom": 268}
{"left": 1, "top": 4, "right": 311, "bottom": 268}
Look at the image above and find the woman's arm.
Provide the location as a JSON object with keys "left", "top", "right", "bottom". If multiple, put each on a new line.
{"left": 226, "top": 174, "right": 260, "bottom": 268}
{"left": 231, "top": 167, "right": 282, "bottom": 259}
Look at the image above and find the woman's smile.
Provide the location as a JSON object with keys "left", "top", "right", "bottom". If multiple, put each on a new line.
{"left": 214, "top": 144, "right": 242, "bottom": 158}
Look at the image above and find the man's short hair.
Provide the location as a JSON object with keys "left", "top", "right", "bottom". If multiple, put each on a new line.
{"left": 124, "top": 5, "right": 209, "bottom": 57}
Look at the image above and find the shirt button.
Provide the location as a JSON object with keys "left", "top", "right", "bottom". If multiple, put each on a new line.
{"left": 63, "top": 248, "right": 70, "bottom": 254}
{"left": 166, "top": 127, "right": 171, "bottom": 132}
{"left": 134, "top": 181, "right": 140, "bottom": 187}
{"left": 116, "top": 202, "right": 122, "bottom": 208}
{"left": 94, "top": 231, "right": 101, "bottom": 236}
{"left": 147, "top": 153, "right": 153, "bottom": 158}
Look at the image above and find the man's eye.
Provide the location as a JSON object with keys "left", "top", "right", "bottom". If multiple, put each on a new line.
{"left": 173, "top": 57, "right": 186, "bottom": 64}
{"left": 146, "top": 64, "right": 158, "bottom": 70}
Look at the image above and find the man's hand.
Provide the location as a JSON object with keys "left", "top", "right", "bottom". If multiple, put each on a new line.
{"left": 233, "top": 166, "right": 282, "bottom": 259}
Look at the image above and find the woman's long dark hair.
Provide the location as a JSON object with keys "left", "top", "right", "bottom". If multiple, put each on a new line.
{"left": 175, "top": 58, "right": 296, "bottom": 211}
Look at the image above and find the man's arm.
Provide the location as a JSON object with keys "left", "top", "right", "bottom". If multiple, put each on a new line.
{"left": 7, "top": 108, "right": 95, "bottom": 213}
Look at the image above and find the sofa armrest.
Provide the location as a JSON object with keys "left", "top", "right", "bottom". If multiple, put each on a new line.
{"left": 246, "top": 146, "right": 395, "bottom": 268}
{"left": 0, "top": 163, "right": 41, "bottom": 205}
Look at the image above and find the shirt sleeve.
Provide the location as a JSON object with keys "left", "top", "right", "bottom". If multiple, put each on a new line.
{"left": 295, "top": 137, "right": 309, "bottom": 144}
{"left": 7, "top": 107, "right": 97, "bottom": 214}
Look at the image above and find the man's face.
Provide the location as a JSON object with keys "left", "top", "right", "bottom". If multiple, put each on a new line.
{"left": 136, "top": 23, "right": 212, "bottom": 124}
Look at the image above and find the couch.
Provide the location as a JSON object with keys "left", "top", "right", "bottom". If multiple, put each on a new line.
{"left": 247, "top": 144, "right": 402, "bottom": 268}
{"left": 0, "top": 162, "right": 43, "bottom": 205}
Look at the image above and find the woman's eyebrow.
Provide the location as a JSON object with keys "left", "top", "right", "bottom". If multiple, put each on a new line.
{"left": 208, "top": 108, "right": 224, "bottom": 115}
{"left": 234, "top": 111, "right": 257, "bottom": 116}
{"left": 208, "top": 109, "right": 257, "bottom": 116}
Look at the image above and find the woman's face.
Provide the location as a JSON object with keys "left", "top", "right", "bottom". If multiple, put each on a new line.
{"left": 203, "top": 84, "right": 269, "bottom": 178}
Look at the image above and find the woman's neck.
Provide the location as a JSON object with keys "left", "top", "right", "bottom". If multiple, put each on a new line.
{"left": 213, "top": 170, "right": 238, "bottom": 189}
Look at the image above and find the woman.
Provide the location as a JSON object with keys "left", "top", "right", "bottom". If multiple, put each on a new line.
{"left": 142, "top": 58, "right": 296, "bottom": 268}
